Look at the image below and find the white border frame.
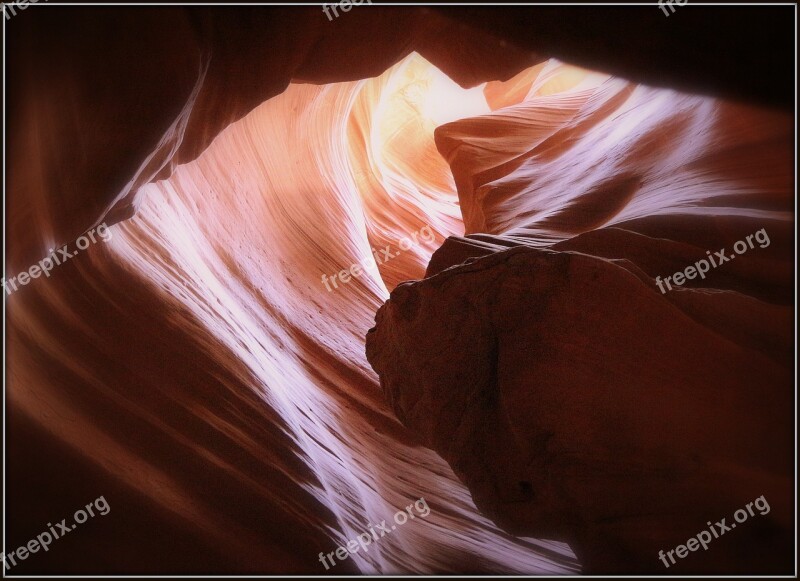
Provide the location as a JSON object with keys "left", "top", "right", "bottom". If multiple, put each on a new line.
{"left": 2, "top": 2, "right": 797, "bottom": 578}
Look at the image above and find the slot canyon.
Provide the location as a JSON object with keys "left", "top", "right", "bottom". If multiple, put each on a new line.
{"left": 4, "top": 4, "right": 795, "bottom": 575}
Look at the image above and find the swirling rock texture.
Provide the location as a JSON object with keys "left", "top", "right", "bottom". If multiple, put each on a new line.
{"left": 5, "top": 5, "right": 794, "bottom": 576}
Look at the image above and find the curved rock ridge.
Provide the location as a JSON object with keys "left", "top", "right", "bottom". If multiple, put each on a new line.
{"left": 367, "top": 59, "right": 794, "bottom": 573}
{"left": 435, "top": 75, "right": 793, "bottom": 245}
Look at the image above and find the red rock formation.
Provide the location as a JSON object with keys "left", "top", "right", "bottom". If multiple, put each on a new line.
{"left": 367, "top": 62, "right": 794, "bottom": 574}
{"left": 6, "top": 5, "right": 794, "bottom": 575}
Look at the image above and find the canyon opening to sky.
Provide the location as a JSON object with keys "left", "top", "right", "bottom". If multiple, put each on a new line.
{"left": 4, "top": 4, "right": 796, "bottom": 577}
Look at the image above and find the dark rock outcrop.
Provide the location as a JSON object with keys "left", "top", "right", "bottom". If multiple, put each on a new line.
{"left": 367, "top": 242, "right": 793, "bottom": 573}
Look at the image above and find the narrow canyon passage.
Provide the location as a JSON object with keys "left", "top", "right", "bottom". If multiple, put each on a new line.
{"left": 104, "top": 54, "right": 585, "bottom": 573}
{"left": 5, "top": 7, "right": 794, "bottom": 575}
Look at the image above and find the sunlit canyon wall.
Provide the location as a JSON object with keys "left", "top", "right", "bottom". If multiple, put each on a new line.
{"left": 5, "top": 6, "right": 794, "bottom": 575}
